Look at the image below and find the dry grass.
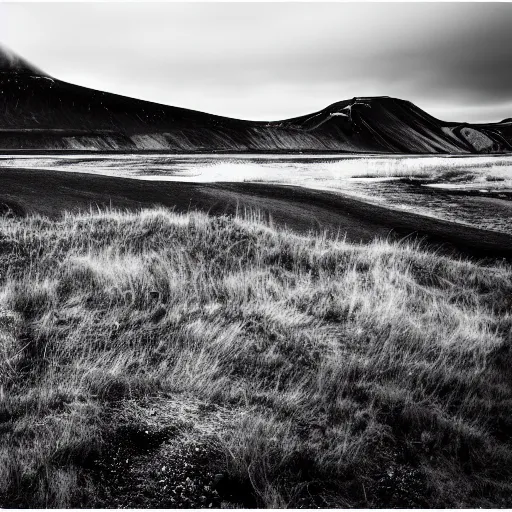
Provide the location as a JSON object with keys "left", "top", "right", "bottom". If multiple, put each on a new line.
{"left": 349, "top": 155, "right": 512, "bottom": 183}
{"left": 0, "top": 207, "right": 511, "bottom": 507}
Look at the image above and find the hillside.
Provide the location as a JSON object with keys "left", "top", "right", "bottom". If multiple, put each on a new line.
{"left": 1, "top": 209, "right": 512, "bottom": 508}
{"left": 0, "top": 45, "right": 511, "bottom": 153}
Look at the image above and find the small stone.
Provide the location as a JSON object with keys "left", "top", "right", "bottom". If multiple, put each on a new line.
{"left": 213, "top": 473, "right": 224, "bottom": 486}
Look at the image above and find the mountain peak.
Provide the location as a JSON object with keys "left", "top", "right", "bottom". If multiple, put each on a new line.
{"left": 0, "top": 43, "right": 44, "bottom": 75}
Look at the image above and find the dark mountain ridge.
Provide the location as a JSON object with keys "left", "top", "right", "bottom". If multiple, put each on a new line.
{"left": 0, "top": 45, "right": 511, "bottom": 153}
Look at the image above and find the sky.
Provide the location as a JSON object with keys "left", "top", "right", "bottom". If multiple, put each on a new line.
{"left": 0, "top": 2, "right": 511, "bottom": 122}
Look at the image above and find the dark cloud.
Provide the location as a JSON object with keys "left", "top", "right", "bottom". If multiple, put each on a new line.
{"left": 1, "top": 3, "right": 511, "bottom": 122}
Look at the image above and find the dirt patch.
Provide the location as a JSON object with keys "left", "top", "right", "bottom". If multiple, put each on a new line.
{"left": 86, "top": 395, "right": 254, "bottom": 508}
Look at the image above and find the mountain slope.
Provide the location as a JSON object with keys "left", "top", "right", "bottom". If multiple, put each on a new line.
{"left": 0, "top": 46, "right": 511, "bottom": 153}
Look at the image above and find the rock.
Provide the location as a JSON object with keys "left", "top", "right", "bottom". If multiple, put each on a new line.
{"left": 213, "top": 473, "right": 226, "bottom": 487}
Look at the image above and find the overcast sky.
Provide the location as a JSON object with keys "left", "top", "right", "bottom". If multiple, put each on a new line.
{"left": 1, "top": 2, "right": 511, "bottom": 122}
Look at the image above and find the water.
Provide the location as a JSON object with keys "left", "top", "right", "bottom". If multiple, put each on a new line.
{"left": 1, "top": 153, "right": 512, "bottom": 235}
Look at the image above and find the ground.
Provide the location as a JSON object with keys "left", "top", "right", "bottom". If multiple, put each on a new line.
{"left": 0, "top": 208, "right": 511, "bottom": 508}
{"left": 0, "top": 167, "right": 511, "bottom": 259}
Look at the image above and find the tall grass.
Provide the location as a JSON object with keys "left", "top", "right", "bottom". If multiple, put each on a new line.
{"left": 0, "top": 208, "right": 511, "bottom": 507}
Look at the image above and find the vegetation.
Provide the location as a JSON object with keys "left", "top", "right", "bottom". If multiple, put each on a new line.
{"left": 350, "top": 155, "right": 512, "bottom": 186}
{"left": 0, "top": 207, "right": 511, "bottom": 507}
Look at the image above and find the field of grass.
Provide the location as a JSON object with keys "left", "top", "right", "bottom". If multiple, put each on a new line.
{"left": 0, "top": 207, "right": 512, "bottom": 508}
{"left": 349, "top": 155, "right": 512, "bottom": 182}
{"left": 1, "top": 153, "right": 511, "bottom": 189}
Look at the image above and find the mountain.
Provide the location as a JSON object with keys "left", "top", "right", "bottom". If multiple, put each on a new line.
{"left": 0, "top": 45, "right": 511, "bottom": 153}
{"left": 0, "top": 45, "right": 43, "bottom": 75}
